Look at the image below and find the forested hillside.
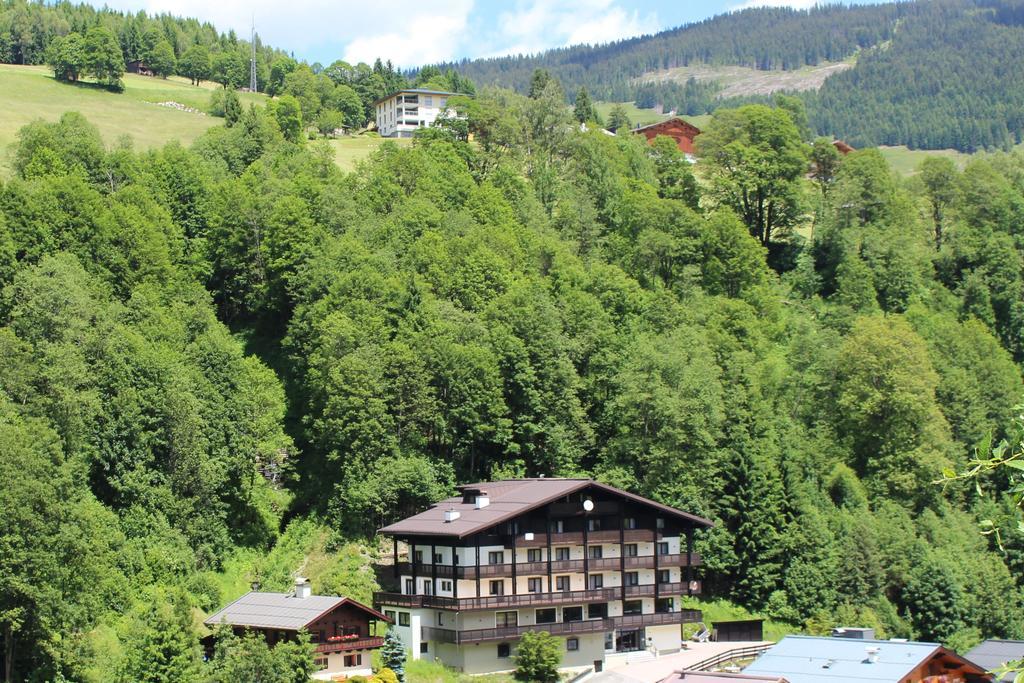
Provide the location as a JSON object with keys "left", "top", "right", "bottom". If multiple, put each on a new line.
{"left": 441, "top": 0, "right": 1024, "bottom": 152}
{"left": 3, "top": 69, "right": 1024, "bottom": 680}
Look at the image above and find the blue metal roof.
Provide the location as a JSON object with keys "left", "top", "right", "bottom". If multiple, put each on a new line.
{"left": 743, "top": 636, "right": 943, "bottom": 683}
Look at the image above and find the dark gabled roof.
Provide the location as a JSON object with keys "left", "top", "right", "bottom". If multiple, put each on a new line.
{"left": 372, "top": 88, "right": 462, "bottom": 106}
{"left": 378, "top": 478, "right": 713, "bottom": 539}
{"left": 966, "top": 640, "right": 1024, "bottom": 681}
{"left": 204, "top": 592, "right": 389, "bottom": 631}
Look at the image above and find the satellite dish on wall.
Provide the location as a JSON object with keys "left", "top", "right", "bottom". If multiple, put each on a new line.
{"left": 583, "top": 499, "right": 595, "bottom": 512}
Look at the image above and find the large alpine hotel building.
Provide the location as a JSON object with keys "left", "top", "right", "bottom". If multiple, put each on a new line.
{"left": 375, "top": 478, "right": 710, "bottom": 674}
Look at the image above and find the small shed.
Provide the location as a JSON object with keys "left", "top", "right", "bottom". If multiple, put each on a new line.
{"left": 633, "top": 117, "right": 702, "bottom": 155}
{"left": 126, "top": 60, "right": 154, "bottom": 77}
{"left": 713, "top": 619, "right": 764, "bottom": 643}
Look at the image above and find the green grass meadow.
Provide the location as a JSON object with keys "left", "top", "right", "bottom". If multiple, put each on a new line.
{"left": 0, "top": 64, "right": 263, "bottom": 176}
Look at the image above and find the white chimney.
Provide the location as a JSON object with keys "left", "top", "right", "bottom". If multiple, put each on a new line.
{"left": 294, "top": 577, "right": 311, "bottom": 599}
{"left": 865, "top": 646, "right": 880, "bottom": 664}
{"left": 444, "top": 508, "right": 461, "bottom": 523}
{"left": 475, "top": 491, "right": 490, "bottom": 509}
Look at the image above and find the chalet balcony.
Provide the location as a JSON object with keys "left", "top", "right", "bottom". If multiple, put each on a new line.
{"left": 374, "top": 581, "right": 701, "bottom": 612}
{"left": 420, "top": 610, "right": 702, "bottom": 644}
{"left": 313, "top": 636, "right": 385, "bottom": 654}
{"left": 394, "top": 553, "right": 701, "bottom": 581}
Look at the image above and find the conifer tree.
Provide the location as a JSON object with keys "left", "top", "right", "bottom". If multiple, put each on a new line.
{"left": 381, "top": 628, "right": 406, "bottom": 683}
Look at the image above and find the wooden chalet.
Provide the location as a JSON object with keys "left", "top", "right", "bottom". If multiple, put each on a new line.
{"left": 833, "top": 139, "right": 855, "bottom": 155}
{"left": 204, "top": 578, "right": 391, "bottom": 677}
{"left": 633, "top": 117, "right": 702, "bottom": 155}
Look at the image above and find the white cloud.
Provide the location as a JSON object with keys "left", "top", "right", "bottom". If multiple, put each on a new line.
{"left": 487, "top": 0, "right": 659, "bottom": 57}
{"left": 100, "top": 0, "right": 474, "bottom": 66}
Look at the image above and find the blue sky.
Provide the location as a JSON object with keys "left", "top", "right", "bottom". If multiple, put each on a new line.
{"left": 102, "top": 0, "right": 867, "bottom": 67}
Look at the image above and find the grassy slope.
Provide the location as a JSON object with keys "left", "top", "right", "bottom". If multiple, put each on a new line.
{"left": 327, "top": 135, "right": 413, "bottom": 172}
{"left": 0, "top": 64, "right": 262, "bottom": 176}
{"left": 593, "top": 101, "right": 711, "bottom": 130}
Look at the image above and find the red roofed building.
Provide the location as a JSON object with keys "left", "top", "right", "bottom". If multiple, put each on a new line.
{"left": 633, "top": 118, "right": 702, "bottom": 155}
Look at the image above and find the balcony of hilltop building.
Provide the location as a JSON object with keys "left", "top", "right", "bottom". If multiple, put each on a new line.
{"left": 392, "top": 551, "right": 702, "bottom": 581}
{"left": 374, "top": 579, "right": 702, "bottom": 611}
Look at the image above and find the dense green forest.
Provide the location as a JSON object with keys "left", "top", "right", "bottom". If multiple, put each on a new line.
{"left": 439, "top": 0, "right": 1024, "bottom": 152}
{"left": 4, "top": 67, "right": 1024, "bottom": 681}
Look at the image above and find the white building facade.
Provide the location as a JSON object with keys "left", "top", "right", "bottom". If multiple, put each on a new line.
{"left": 375, "top": 479, "right": 709, "bottom": 675}
{"left": 375, "top": 89, "right": 460, "bottom": 138}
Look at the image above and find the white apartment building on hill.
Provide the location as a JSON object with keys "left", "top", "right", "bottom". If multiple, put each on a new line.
{"left": 375, "top": 478, "right": 710, "bottom": 675}
{"left": 375, "top": 89, "right": 461, "bottom": 138}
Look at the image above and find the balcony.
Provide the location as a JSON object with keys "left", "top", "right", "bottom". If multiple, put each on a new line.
{"left": 394, "top": 553, "right": 701, "bottom": 581}
{"left": 375, "top": 581, "right": 701, "bottom": 612}
{"left": 313, "top": 636, "right": 385, "bottom": 654}
{"left": 421, "top": 610, "right": 702, "bottom": 644}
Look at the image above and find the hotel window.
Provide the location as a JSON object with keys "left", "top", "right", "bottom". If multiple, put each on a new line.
{"left": 425, "top": 96, "right": 433, "bottom": 106}
{"left": 404, "top": 579, "right": 414, "bottom": 594}
{"left": 624, "top": 517, "right": 637, "bottom": 529}
{"left": 587, "top": 518, "right": 602, "bottom": 531}
{"left": 556, "top": 575, "right": 570, "bottom": 592}
{"left": 588, "top": 602, "right": 608, "bottom": 619}
{"left": 420, "top": 642, "right": 429, "bottom": 654}
{"left": 496, "top": 611, "right": 518, "bottom": 627}
{"left": 434, "top": 552, "right": 443, "bottom": 563}
{"left": 399, "top": 612, "right": 410, "bottom": 626}
{"left": 489, "top": 551, "right": 505, "bottom": 565}
{"left": 555, "top": 547, "right": 570, "bottom": 561}
{"left": 414, "top": 550, "right": 423, "bottom": 563}
{"left": 589, "top": 574, "right": 603, "bottom": 590}
{"left": 422, "top": 580, "right": 432, "bottom": 595}
{"left": 344, "top": 654, "right": 362, "bottom": 667}
{"left": 552, "top": 519, "right": 565, "bottom": 533}
{"left": 563, "top": 606, "right": 583, "bottom": 622}
{"left": 588, "top": 546, "right": 603, "bottom": 559}
{"left": 657, "top": 542, "right": 670, "bottom": 555}
{"left": 440, "top": 98, "right": 447, "bottom": 107}
{"left": 536, "top": 608, "right": 557, "bottom": 624}
{"left": 490, "top": 580, "right": 505, "bottom": 596}
{"left": 625, "top": 571, "right": 639, "bottom": 586}
{"left": 441, "top": 580, "right": 452, "bottom": 591}
{"left": 527, "top": 548, "right": 542, "bottom": 562}
{"left": 625, "top": 543, "right": 638, "bottom": 557}
{"left": 623, "top": 600, "right": 643, "bottom": 616}
{"left": 656, "top": 597, "right": 675, "bottom": 613}
{"left": 656, "top": 517, "right": 665, "bottom": 529}
{"left": 385, "top": 610, "right": 396, "bottom": 622}
{"left": 528, "top": 577, "right": 543, "bottom": 593}
{"left": 567, "top": 638, "right": 579, "bottom": 651}
{"left": 314, "top": 657, "right": 328, "bottom": 670}
{"left": 438, "top": 612, "right": 444, "bottom": 625}
{"left": 497, "top": 643, "right": 511, "bottom": 658}
{"left": 658, "top": 569, "right": 671, "bottom": 584}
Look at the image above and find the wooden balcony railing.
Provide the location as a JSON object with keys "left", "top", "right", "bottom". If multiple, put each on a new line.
{"left": 313, "top": 636, "right": 385, "bottom": 654}
{"left": 394, "top": 553, "right": 702, "bottom": 581}
{"left": 421, "top": 610, "right": 703, "bottom": 644}
{"left": 375, "top": 580, "right": 701, "bottom": 612}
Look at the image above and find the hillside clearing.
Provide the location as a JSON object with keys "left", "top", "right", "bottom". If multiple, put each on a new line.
{"left": 638, "top": 60, "right": 854, "bottom": 98}
{"left": 0, "top": 64, "right": 263, "bottom": 176}
{"left": 327, "top": 135, "right": 413, "bottom": 172}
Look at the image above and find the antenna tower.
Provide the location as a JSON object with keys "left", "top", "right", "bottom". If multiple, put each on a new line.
{"left": 249, "top": 17, "right": 257, "bottom": 92}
